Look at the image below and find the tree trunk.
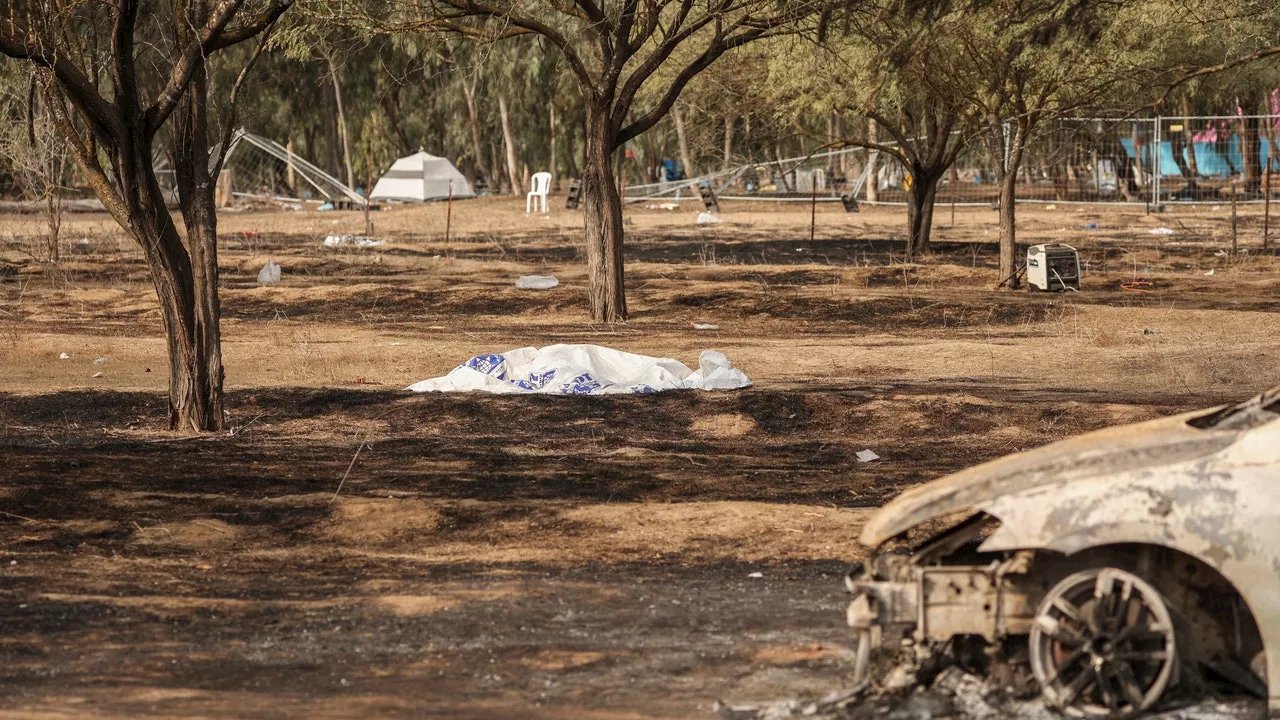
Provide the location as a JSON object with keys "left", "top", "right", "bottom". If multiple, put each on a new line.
{"left": 997, "top": 120, "right": 1028, "bottom": 291}
{"left": 1180, "top": 94, "right": 1199, "bottom": 177}
{"left": 723, "top": 115, "right": 733, "bottom": 169}
{"left": 866, "top": 119, "right": 879, "bottom": 203}
{"left": 488, "top": 137, "right": 504, "bottom": 193}
{"left": 827, "top": 111, "right": 838, "bottom": 177}
{"left": 1244, "top": 114, "right": 1263, "bottom": 193}
{"left": 673, "top": 104, "right": 696, "bottom": 180}
{"left": 327, "top": 56, "right": 355, "bottom": 190}
{"left": 564, "top": 116, "right": 579, "bottom": 180}
{"left": 497, "top": 89, "right": 522, "bottom": 195}
{"left": 904, "top": 164, "right": 940, "bottom": 257}
{"left": 168, "top": 54, "right": 226, "bottom": 432}
{"left": 381, "top": 87, "right": 412, "bottom": 155}
{"left": 774, "top": 144, "right": 794, "bottom": 192}
{"left": 549, "top": 103, "right": 560, "bottom": 190}
{"left": 582, "top": 106, "right": 626, "bottom": 322}
{"left": 461, "top": 80, "right": 494, "bottom": 191}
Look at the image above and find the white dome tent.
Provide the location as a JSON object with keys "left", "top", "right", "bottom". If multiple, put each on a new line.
{"left": 370, "top": 150, "right": 476, "bottom": 202}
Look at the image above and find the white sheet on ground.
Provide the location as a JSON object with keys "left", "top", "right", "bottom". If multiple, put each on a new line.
{"left": 406, "top": 344, "right": 751, "bottom": 395}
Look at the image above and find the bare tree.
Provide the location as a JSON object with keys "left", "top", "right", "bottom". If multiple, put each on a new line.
{"left": 0, "top": 68, "right": 72, "bottom": 263}
{"left": 0, "top": 0, "right": 290, "bottom": 431}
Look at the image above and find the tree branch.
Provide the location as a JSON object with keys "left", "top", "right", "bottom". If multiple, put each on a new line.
{"left": 0, "top": 26, "right": 122, "bottom": 141}
{"left": 144, "top": 0, "right": 247, "bottom": 138}
{"left": 210, "top": 0, "right": 294, "bottom": 50}
{"left": 212, "top": 20, "right": 278, "bottom": 176}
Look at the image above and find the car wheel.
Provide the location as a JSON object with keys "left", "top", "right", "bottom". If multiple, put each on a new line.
{"left": 1029, "top": 567, "right": 1178, "bottom": 718}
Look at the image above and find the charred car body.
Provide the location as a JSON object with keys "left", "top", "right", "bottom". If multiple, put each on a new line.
{"left": 847, "top": 387, "right": 1280, "bottom": 717}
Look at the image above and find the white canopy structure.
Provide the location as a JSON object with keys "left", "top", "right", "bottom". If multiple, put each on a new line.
{"left": 370, "top": 151, "right": 475, "bottom": 202}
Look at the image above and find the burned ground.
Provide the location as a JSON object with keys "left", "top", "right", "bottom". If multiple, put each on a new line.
{"left": 1, "top": 200, "right": 1278, "bottom": 718}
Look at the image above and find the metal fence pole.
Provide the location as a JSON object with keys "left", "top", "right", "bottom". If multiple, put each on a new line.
{"left": 1152, "top": 116, "right": 1161, "bottom": 208}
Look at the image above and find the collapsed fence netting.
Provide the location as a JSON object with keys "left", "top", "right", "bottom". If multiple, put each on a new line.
{"left": 625, "top": 114, "right": 1280, "bottom": 208}
{"left": 154, "top": 129, "right": 363, "bottom": 204}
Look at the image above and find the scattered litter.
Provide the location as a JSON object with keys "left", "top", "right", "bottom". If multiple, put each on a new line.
{"left": 1045, "top": 204, "right": 1056, "bottom": 210}
{"left": 747, "top": 572, "right": 764, "bottom": 578}
{"left": 390, "top": 342, "right": 404, "bottom": 346}
{"left": 1213, "top": 205, "right": 1222, "bottom": 211}
{"left": 91, "top": 372, "right": 103, "bottom": 378}
{"left": 93, "top": 357, "right": 106, "bottom": 365}
{"left": 58, "top": 352, "right": 69, "bottom": 360}
{"left": 407, "top": 344, "right": 751, "bottom": 395}
{"left": 317, "top": 202, "right": 334, "bottom": 211}
{"left": 241, "top": 231, "right": 260, "bottom": 239}
{"left": 1121, "top": 280, "right": 1155, "bottom": 293}
{"left": 692, "top": 323, "right": 720, "bottom": 330}
{"left": 1143, "top": 328, "right": 1160, "bottom": 335}
{"left": 1078, "top": 223, "right": 1099, "bottom": 230}
{"left": 257, "top": 261, "right": 281, "bottom": 284}
{"left": 646, "top": 202, "right": 679, "bottom": 210}
{"left": 856, "top": 449, "right": 880, "bottom": 463}
{"left": 515, "top": 275, "right": 559, "bottom": 290}
{"left": 1205, "top": 269, "right": 1216, "bottom": 276}
{"left": 697, "top": 211, "right": 721, "bottom": 225}
{"left": 1214, "top": 249, "right": 1229, "bottom": 257}
{"left": 323, "top": 234, "right": 386, "bottom": 248}
{"left": 1149, "top": 227, "right": 1175, "bottom": 235}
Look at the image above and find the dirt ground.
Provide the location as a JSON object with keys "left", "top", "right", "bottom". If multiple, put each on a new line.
{"left": 1, "top": 195, "right": 1278, "bottom": 719}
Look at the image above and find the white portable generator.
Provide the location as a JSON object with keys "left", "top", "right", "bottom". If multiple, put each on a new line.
{"left": 1026, "top": 243, "right": 1081, "bottom": 291}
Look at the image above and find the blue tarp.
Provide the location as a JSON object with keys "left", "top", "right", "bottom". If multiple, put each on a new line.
{"left": 1120, "top": 137, "right": 1273, "bottom": 178}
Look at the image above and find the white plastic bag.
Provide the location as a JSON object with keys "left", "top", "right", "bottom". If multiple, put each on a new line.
{"left": 515, "top": 275, "right": 559, "bottom": 290}
{"left": 257, "top": 261, "right": 281, "bottom": 284}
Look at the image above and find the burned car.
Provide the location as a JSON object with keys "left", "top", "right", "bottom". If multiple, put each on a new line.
{"left": 847, "top": 386, "right": 1280, "bottom": 718}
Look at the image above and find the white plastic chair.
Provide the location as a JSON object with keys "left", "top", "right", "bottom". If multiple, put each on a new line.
{"left": 526, "top": 171, "right": 552, "bottom": 213}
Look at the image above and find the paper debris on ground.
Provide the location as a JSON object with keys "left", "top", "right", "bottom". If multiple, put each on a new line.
{"left": 855, "top": 449, "right": 880, "bottom": 462}
{"left": 58, "top": 352, "right": 69, "bottom": 360}
{"left": 323, "top": 234, "right": 386, "bottom": 248}
{"left": 257, "top": 261, "right": 281, "bottom": 284}
{"left": 515, "top": 275, "right": 559, "bottom": 290}
{"left": 91, "top": 372, "right": 103, "bottom": 378}
{"left": 1205, "top": 269, "right": 1216, "bottom": 276}
{"left": 1149, "top": 227, "right": 1176, "bottom": 235}
{"left": 93, "top": 357, "right": 106, "bottom": 365}
{"left": 692, "top": 323, "right": 720, "bottom": 330}
{"left": 646, "top": 202, "right": 679, "bottom": 210}
{"left": 697, "top": 212, "right": 721, "bottom": 224}
{"left": 407, "top": 344, "right": 751, "bottom": 395}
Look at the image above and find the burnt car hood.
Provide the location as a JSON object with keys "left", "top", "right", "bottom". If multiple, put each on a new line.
{"left": 859, "top": 409, "right": 1240, "bottom": 548}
